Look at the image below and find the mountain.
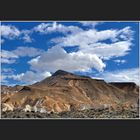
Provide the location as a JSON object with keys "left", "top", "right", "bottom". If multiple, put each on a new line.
{"left": 1, "top": 70, "right": 139, "bottom": 114}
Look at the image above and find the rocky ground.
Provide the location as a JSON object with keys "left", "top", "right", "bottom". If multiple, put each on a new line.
{"left": 1, "top": 108, "right": 139, "bottom": 119}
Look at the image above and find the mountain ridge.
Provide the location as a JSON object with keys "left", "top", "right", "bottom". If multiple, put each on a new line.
{"left": 1, "top": 70, "right": 139, "bottom": 115}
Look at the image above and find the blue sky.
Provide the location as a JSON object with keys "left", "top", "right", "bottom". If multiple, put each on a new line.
{"left": 1, "top": 21, "right": 139, "bottom": 85}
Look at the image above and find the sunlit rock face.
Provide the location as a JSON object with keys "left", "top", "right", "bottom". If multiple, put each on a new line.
{"left": 2, "top": 103, "right": 14, "bottom": 112}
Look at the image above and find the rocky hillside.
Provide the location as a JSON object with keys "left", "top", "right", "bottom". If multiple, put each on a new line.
{"left": 109, "top": 82, "right": 139, "bottom": 95}
{"left": 1, "top": 70, "right": 139, "bottom": 116}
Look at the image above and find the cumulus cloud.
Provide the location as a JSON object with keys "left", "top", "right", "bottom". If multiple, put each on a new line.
{"left": 28, "top": 46, "right": 106, "bottom": 73}
{"left": 94, "top": 68, "right": 139, "bottom": 85}
{"left": 26, "top": 26, "right": 134, "bottom": 76}
{"left": 1, "top": 22, "right": 84, "bottom": 44}
{"left": 0, "top": 25, "right": 21, "bottom": 39}
{"left": 1, "top": 22, "right": 136, "bottom": 85}
{"left": 0, "top": 25, "right": 33, "bottom": 43}
{"left": 34, "top": 22, "right": 83, "bottom": 35}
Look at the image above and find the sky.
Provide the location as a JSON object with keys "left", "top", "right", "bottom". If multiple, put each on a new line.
{"left": 0, "top": 21, "right": 139, "bottom": 86}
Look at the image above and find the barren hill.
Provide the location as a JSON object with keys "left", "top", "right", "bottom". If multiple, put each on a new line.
{"left": 1, "top": 70, "right": 139, "bottom": 114}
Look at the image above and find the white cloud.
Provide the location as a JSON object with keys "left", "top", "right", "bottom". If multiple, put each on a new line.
{"left": 0, "top": 25, "right": 33, "bottom": 43}
{"left": 28, "top": 46, "right": 106, "bottom": 73}
{"left": 117, "top": 26, "right": 134, "bottom": 41}
{"left": 1, "top": 58, "right": 16, "bottom": 64}
{"left": 94, "top": 68, "right": 139, "bottom": 85}
{"left": 79, "top": 21, "right": 102, "bottom": 27}
{"left": 0, "top": 25, "right": 20, "bottom": 39}
{"left": 45, "top": 26, "right": 133, "bottom": 72}
{"left": 113, "top": 59, "right": 126, "bottom": 64}
{"left": 1, "top": 47, "right": 44, "bottom": 64}
{"left": 1, "top": 68, "right": 16, "bottom": 85}
{"left": 9, "top": 45, "right": 106, "bottom": 84}
{"left": 81, "top": 41, "right": 132, "bottom": 60}
{"left": 9, "top": 71, "right": 51, "bottom": 84}
{"left": 1, "top": 50, "right": 19, "bottom": 64}
{"left": 52, "top": 26, "right": 133, "bottom": 48}
{"left": 21, "top": 30, "right": 33, "bottom": 43}
{"left": 27, "top": 26, "right": 134, "bottom": 75}
{"left": 34, "top": 22, "right": 83, "bottom": 35}
{"left": 1, "top": 23, "right": 136, "bottom": 85}
{"left": 33, "top": 23, "right": 51, "bottom": 33}
{"left": 1, "top": 50, "right": 18, "bottom": 58}
{"left": 1, "top": 23, "right": 83, "bottom": 44}
{"left": 12, "top": 46, "right": 44, "bottom": 57}
{"left": 0, "top": 75, "right": 9, "bottom": 85}
{"left": 1, "top": 68, "right": 15, "bottom": 73}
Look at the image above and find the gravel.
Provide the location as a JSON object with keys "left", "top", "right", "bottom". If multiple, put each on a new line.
{"left": 1, "top": 108, "right": 139, "bottom": 119}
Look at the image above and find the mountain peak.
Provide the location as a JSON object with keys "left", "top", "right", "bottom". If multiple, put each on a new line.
{"left": 52, "top": 70, "right": 73, "bottom": 76}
